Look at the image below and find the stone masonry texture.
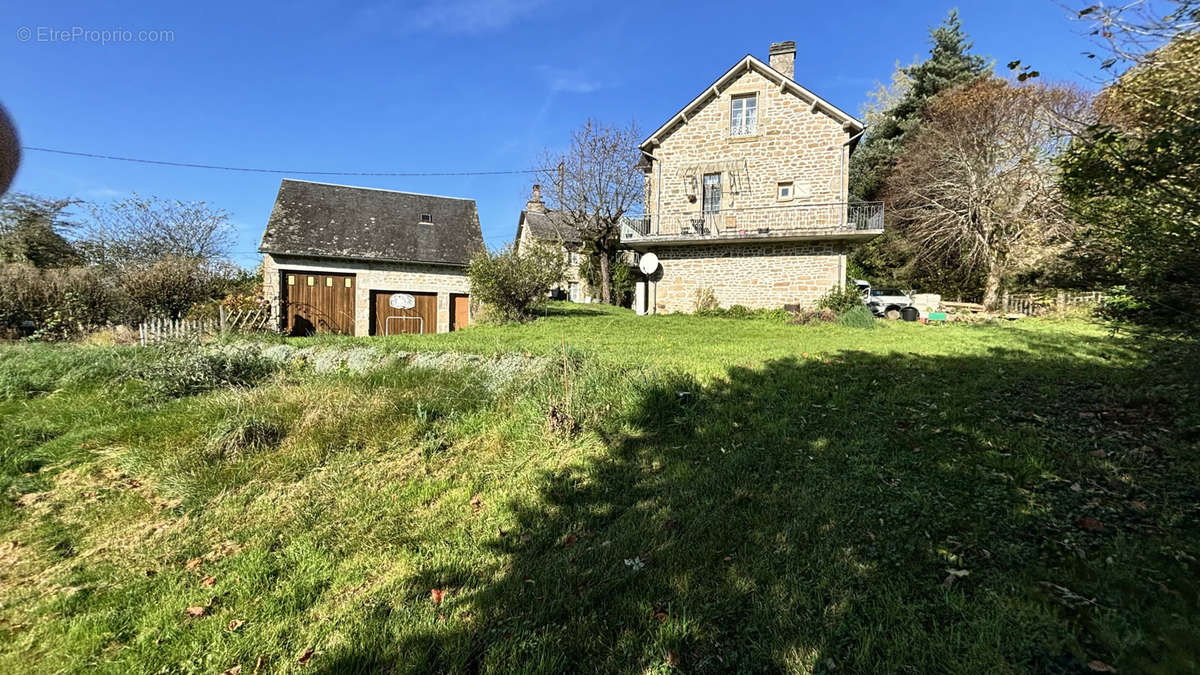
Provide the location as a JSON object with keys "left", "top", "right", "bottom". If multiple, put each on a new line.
{"left": 262, "top": 253, "right": 469, "bottom": 335}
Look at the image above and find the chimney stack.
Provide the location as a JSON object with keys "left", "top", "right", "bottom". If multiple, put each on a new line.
{"left": 769, "top": 41, "right": 795, "bottom": 80}
{"left": 526, "top": 183, "right": 547, "bottom": 214}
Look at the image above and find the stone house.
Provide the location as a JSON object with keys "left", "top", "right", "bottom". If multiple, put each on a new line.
{"left": 513, "top": 184, "right": 592, "bottom": 303}
{"left": 624, "top": 41, "right": 884, "bottom": 313}
{"left": 258, "top": 179, "right": 482, "bottom": 335}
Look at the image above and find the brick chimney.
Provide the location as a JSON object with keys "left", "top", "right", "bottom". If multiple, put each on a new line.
{"left": 526, "top": 183, "right": 547, "bottom": 214}
{"left": 769, "top": 41, "right": 795, "bottom": 80}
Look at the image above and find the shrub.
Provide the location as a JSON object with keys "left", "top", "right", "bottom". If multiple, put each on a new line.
{"left": 134, "top": 340, "right": 274, "bottom": 399}
{"left": 816, "top": 284, "right": 866, "bottom": 314}
{"left": 789, "top": 308, "right": 838, "bottom": 325}
{"left": 118, "top": 255, "right": 227, "bottom": 320}
{"left": 694, "top": 287, "right": 719, "bottom": 312}
{"left": 836, "top": 305, "right": 878, "bottom": 329}
{"left": 468, "top": 244, "right": 567, "bottom": 323}
{"left": 0, "top": 263, "right": 124, "bottom": 340}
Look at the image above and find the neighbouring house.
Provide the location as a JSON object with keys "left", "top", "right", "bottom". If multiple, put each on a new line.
{"left": 258, "top": 179, "right": 483, "bottom": 335}
{"left": 513, "top": 184, "right": 591, "bottom": 303}
{"left": 623, "top": 40, "right": 884, "bottom": 313}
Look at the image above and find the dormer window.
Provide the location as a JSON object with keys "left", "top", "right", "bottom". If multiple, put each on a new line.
{"left": 419, "top": 213, "right": 433, "bottom": 223}
{"left": 731, "top": 94, "right": 757, "bottom": 137}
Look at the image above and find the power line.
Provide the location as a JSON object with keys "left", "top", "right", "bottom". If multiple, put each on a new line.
{"left": 23, "top": 146, "right": 545, "bottom": 177}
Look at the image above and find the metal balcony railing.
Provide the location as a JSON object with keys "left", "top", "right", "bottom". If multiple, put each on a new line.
{"left": 621, "top": 201, "right": 884, "bottom": 241}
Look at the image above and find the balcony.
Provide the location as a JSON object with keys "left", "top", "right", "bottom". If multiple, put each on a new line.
{"left": 620, "top": 201, "right": 884, "bottom": 247}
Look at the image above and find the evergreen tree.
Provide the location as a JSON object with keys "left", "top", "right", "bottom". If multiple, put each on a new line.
{"left": 850, "top": 9, "right": 990, "bottom": 201}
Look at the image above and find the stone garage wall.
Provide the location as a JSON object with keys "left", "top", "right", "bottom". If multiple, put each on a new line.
{"left": 649, "top": 241, "right": 846, "bottom": 313}
{"left": 262, "top": 253, "right": 469, "bottom": 335}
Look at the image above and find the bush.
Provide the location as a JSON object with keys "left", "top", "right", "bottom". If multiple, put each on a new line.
{"left": 694, "top": 287, "right": 719, "bottom": 312}
{"left": 0, "top": 263, "right": 124, "bottom": 340}
{"left": 119, "top": 255, "right": 227, "bottom": 320}
{"left": 836, "top": 305, "right": 878, "bottom": 329}
{"left": 468, "top": 244, "right": 567, "bottom": 323}
{"left": 134, "top": 340, "right": 274, "bottom": 399}
{"left": 816, "top": 285, "right": 865, "bottom": 314}
{"left": 789, "top": 308, "right": 838, "bottom": 325}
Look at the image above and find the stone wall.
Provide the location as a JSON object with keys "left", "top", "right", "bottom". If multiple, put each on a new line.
{"left": 649, "top": 241, "right": 847, "bottom": 313}
{"left": 262, "top": 253, "right": 469, "bottom": 335}
{"left": 646, "top": 65, "right": 851, "bottom": 224}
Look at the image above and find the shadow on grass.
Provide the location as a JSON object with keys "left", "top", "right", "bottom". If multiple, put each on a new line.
{"left": 317, "top": 341, "right": 1199, "bottom": 673}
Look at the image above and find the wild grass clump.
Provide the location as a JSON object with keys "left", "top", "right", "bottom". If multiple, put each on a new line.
{"left": 695, "top": 304, "right": 791, "bottom": 321}
{"left": 836, "top": 304, "right": 878, "bottom": 329}
{"left": 206, "top": 415, "right": 285, "bottom": 461}
{"left": 135, "top": 340, "right": 274, "bottom": 399}
{"left": 0, "top": 344, "right": 139, "bottom": 400}
{"left": 789, "top": 307, "right": 838, "bottom": 325}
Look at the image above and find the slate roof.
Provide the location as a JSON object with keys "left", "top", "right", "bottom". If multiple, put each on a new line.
{"left": 259, "top": 179, "right": 484, "bottom": 266}
{"left": 518, "top": 209, "right": 585, "bottom": 246}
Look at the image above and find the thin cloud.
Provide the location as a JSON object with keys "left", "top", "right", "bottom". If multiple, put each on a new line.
{"left": 535, "top": 65, "right": 606, "bottom": 94}
{"left": 358, "top": 0, "right": 552, "bottom": 34}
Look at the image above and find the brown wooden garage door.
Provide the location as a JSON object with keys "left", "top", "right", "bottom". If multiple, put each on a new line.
{"left": 371, "top": 291, "right": 437, "bottom": 335}
{"left": 450, "top": 294, "right": 469, "bottom": 331}
{"left": 280, "top": 271, "right": 355, "bottom": 336}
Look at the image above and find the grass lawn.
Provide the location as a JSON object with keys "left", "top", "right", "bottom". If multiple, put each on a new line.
{"left": 1, "top": 303, "right": 1197, "bottom": 673}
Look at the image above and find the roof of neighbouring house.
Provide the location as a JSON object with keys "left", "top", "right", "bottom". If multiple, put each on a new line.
{"left": 258, "top": 179, "right": 484, "bottom": 266}
{"left": 517, "top": 209, "right": 585, "bottom": 246}
{"left": 639, "top": 54, "right": 864, "bottom": 151}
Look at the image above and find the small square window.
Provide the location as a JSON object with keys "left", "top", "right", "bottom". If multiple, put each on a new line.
{"left": 326, "top": 277, "right": 333, "bottom": 286}
{"left": 345, "top": 278, "right": 352, "bottom": 288}
{"left": 777, "top": 181, "right": 794, "bottom": 201}
{"left": 419, "top": 214, "right": 433, "bottom": 223}
{"left": 307, "top": 276, "right": 314, "bottom": 286}
{"left": 287, "top": 275, "right": 295, "bottom": 285}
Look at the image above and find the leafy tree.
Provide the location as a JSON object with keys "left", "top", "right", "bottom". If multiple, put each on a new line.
{"left": 468, "top": 243, "right": 567, "bottom": 323}
{"left": 0, "top": 194, "right": 82, "bottom": 268}
{"left": 884, "top": 79, "right": 1091, "bottom": 308}
{"left": 537, "top": 119, "right": 642, "bottom": 305}
{"left": 849, "top": 9, "right": 991, "bottom": 201}
{"left": 579, "top": 249, "right": 634, "bottom": 306}
{"left": 1058, "top": 28, "right": 1200, "bottom": 325}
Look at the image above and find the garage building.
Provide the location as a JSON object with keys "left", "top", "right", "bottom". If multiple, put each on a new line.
{"left": 258, "top": 179, "right": 482, "bottom": 335}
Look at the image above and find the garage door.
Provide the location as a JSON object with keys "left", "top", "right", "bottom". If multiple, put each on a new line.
{"left": 450, "top": 294, "right": 469, "bottom": 331}
{"left": 280, "top": 271, "right": 355, "bottom": 336}
{"left": 372, "top": 291, "right": 437, "bottom": 335}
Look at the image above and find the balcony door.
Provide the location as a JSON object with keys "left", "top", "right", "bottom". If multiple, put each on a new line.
{"left": 701, "top": 173, "right": 721, "bottom": 235}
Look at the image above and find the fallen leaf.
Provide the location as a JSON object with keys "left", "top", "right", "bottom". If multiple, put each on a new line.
{"left": 430, "top": 588, "right": 445, "bottom": 604}
{"left": 185, "top": 605, "right": 208, "bottom": 618}
{"left": 228, "top": 619, "right": 245, "bottom": 632}
{"left": 200, "top": 575, "right": 216, "bottom": 588}
{"left": 297, "top": 647, "right": 314, "bottom": 665}
{"left": 221, "top": 666, "right": 242, "bottom": 675}
{"left": 563, "top": 534, "right": 578, "bottom": 548}
{"left": 665, "top": 649, "right": 680, "bottom": 667}
{"left": 470, "top": 493, "right": 483, "bottom": 511}
{"left": 1129, "top": 500, "right": 1147, "bottom": 511}
{"left": 185, "top": 557, "right": 202, "bottom": 572}
{"left": 1087, "top": 660, "right": 1116, "bottom": 672}
{"left": 652, "top": 607, "right": 669, "bottom": 622}
{"left": 1077, "top": 517, "right": 1105, "bottom": 532}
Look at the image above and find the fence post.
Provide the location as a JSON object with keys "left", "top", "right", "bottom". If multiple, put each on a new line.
{"left": 1057, "top": 290, "right": 1066, "bottom": 313}
{"left": 219, "top": 305, "right": 227, "bottom": 333}
{"left": 1002, "top": 291, "right": 1010, "bottom": 313}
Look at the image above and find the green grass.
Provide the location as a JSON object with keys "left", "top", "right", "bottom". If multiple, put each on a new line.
{"left": 1, "top": 303, "right": 1197, "bottom": 673}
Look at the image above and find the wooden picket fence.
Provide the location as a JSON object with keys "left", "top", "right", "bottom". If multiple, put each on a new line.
{"left": 137, "top": 307, "right": 274, "bottom": 345}
{"left": 1003, "top": 290, "right": 1107, "bottom": 317}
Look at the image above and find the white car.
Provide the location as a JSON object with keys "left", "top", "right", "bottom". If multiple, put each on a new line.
{"left": 855, "top": 282, "right": 914, "bottom": 319}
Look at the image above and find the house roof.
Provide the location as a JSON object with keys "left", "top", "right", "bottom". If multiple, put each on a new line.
{"left": 258, "top": 179, "right": 484, "bottom": 266}
{"left": 517, "top": 209, "right": 584, "bottom": 246}
{"left": 639, "top": 54, "right": 864, "bottom": 151}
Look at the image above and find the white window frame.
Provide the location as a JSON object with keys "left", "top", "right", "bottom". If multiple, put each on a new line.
{"left": 777, "top": 181, "right": 794, "bottom": 202}
{"left": 730, "top": 93, "right": 758, "bottom": 137}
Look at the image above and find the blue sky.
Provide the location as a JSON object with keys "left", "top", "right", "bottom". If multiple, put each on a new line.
{"left": 3, "top": 0, "right": 1104, "bottom": 268}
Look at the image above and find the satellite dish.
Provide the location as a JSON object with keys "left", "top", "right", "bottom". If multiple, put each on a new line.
{"left": 388, "top": 293, "right": 416, "bottom": 309}
{"left": 638, "top": 252, "right": 660, "bottom": 275}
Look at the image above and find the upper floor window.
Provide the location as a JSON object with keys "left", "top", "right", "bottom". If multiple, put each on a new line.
{"left": 569, "top": 251, "right": 580, "bottom": 265}
{"left": 730, "top": 94, "right": 757, "bottom": 137}
{"left": 419, "top": 213, "right": 433, "bottom": 223}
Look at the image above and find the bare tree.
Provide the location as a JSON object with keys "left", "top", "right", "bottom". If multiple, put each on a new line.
{"left": 537, "top": 119, "right": 641, "bottom": 304}
{"left": 884, "top": 79, "right": 1092, "bottom": 308}
{"left": 82, "top": 194, "right": 234, "bottom": 267}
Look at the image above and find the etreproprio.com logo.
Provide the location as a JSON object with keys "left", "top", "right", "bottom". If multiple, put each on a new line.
{"left": 16, "top": 26, "right": 175, "bottom": 44}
